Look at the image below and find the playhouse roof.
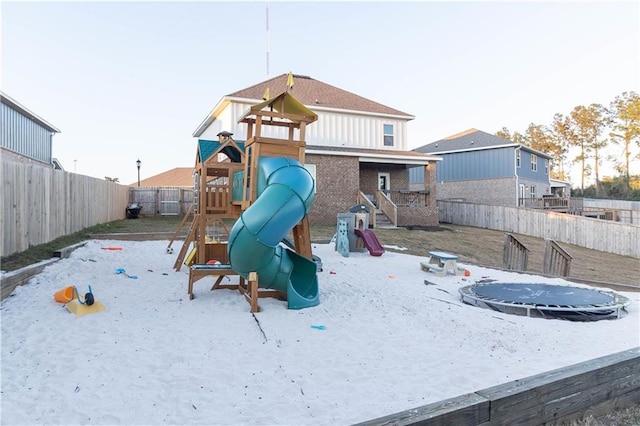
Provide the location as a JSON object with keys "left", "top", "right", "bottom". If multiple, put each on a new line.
{"left": 197, "top": 139, "right": 246, "bottom": 164}
{"left": 238, "top": 91, "right": 318, "bottom": 125}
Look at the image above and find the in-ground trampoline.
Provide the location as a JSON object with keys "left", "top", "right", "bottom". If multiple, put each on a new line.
{"left": 459, "top": 282, "right": 630, "bottom": 321}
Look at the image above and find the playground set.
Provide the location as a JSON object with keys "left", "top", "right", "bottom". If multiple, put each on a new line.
{"left": 335, "top": 204, "right": 385, "bottom": 257}
{"left": 172, "top": 90, "right": 320, "bottom": 312}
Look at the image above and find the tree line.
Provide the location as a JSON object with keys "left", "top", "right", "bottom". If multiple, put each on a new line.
{"left": 496, "top": 91, "right": 639, "bottom": 200}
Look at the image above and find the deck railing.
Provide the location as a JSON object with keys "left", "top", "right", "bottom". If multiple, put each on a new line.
{"left": 376, "top": 190, "right": 397, "bottom": 227}
{"left": 519, "top": 196, "right": 635, "bottom": 222}
{"left": 357, "top": 190, "right": 431, "bottom": 228}
{"left": 356, "top": 191, "right": 378, "bottom": 228}
{"left": 387, "top": 189, "right": 430, "bottom": 207}
{"left": 519, "top": 196, "right": 571, "bottom": 210}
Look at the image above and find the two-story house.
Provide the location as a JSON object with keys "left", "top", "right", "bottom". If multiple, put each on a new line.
{"left": 1, "top": 91, "right": 61, "bottom": 168}
{"left": 414, "top": 128, "right": 552, "bottom": 206}
{"left": 193, "top": 73, "right": 441, "bottom": 227}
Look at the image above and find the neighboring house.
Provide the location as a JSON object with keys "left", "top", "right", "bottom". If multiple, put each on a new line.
{"left": 1, "top": 91, "right": 61, "bottom": 167}
{"left": 193, "top": 73, "right": 441, "bottom": 227}
{"left": 414, "top": 128, "right": 553, "bottom": 206}
{"left": 133, "top": 167, "right": 195, "bottom": 187}
{"left": 550, "top": 178, "right": 571, "bottom": 198}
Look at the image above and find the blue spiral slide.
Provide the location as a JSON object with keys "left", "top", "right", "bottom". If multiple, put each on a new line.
{"left": 227, "top": 157, "right": 319, "bottom": 309}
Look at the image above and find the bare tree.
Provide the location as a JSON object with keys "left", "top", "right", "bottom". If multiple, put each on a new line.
{"left": 609, "top": 91, "right": 640, "bottom": 190}
{"left": 569, "top": 104, "right": 608, "bottom": 195}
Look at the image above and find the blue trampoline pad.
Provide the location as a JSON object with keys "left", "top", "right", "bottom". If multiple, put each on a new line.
{"left": 472, "top": 283, "right": 613, "bottom": 306}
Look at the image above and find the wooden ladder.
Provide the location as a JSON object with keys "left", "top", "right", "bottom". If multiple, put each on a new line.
{"left": 167, "top": 203, "right": 194, "bottom": 252}
{"left": 173, "top": 213, "right": 199, "bottom": 271}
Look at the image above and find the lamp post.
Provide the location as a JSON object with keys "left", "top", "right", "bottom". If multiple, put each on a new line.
{"left": 136, "top": 159, "right": 141, "bottom": 187}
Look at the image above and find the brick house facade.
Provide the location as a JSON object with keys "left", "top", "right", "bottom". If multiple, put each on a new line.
{"left": 193, "top": 73, "right": 442, "bottom": 227}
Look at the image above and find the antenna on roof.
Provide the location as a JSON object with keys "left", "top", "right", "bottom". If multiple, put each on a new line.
{"left": 265, "top": 0, "right": 270, "bottom": 77}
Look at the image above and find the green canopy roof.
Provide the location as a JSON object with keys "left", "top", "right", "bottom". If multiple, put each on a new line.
{"left": 198, "top": 139, "right": 246, "bottom": 163}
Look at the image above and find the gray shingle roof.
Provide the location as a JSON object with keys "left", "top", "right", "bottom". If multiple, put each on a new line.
{"left": 414, "top": 128, "right": 518, "bottom": 154}
{"left": 414, "top": 128, "right": 552, "bottom": 159}
{"left": 229, "top": 73, "right": 413, "bottom": 118}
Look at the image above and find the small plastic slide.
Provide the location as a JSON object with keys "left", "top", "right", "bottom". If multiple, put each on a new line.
{"left": 354, "top": 229, "right": 385, "bottom": 256}
{"left": 227, "top": 157, "right": 319, "bottom": 309}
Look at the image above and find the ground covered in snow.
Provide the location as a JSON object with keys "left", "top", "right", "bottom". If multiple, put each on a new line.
{"left": 1, "top": 240, "right": 638, "bottom": 425}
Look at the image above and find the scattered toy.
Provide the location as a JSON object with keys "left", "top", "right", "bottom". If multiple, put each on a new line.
{"left": 115, "top": 268, "right": 138, "bottom": 279}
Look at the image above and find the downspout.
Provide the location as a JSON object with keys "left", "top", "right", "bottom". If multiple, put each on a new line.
{"left": 515, "top": 146, "right": 520, "bottom": 207}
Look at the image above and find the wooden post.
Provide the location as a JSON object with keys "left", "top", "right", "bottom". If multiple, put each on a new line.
{"left": 292, "top": 217, "right": 312, "bottom": 259}
{"left": 299, "top": 121, "right": 306, "bottom": 142}
{"left": 248, "top": 272, "right": 259, "bottom": 313}
{"left": 197, "top": 170, "right": 207, "bottom": 264}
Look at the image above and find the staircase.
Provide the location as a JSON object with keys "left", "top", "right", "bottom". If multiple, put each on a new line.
{"left": 374, "top": 209, "right": 395, "bottom": 228}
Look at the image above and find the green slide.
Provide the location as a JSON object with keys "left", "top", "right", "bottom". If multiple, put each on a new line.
{"left": 227, "top": 157, "right": 319, "bottom": 309}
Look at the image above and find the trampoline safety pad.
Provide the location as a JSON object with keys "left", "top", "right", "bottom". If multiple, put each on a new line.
{"left": 459, "top": 282, "right": 630, "bottom": 321}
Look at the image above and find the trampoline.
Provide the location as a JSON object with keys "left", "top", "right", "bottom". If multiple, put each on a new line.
{"left": 459, "top": 282, "right": 630, "bottom": 321}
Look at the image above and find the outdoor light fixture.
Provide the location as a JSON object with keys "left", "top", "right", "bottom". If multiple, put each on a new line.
{"left": 136, "top": 159, "right": 141, "bottom": 187}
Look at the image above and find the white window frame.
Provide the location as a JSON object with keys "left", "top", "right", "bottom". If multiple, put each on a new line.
{"left": 530, "top": 185, "right": 537, "bottom": 198}
{"left": 383, "top": 124, "right": 394, "bottom": 147}
{"left": 378, "top": 172, "right": 390, "bottom": 192}
{"left": 516, "top": 149, "right": 521, "bottom": 168}
{"left": 531, "top": 154, "right": 537, "bottom": 172}
{"left": 544, "top": 159, "right": 549, "bottom": 175}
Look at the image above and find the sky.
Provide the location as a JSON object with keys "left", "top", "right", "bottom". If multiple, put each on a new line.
{"left": 2, "top": 1, "right": 638, "bottom": 185}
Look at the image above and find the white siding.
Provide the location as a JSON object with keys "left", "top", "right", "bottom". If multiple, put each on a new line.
{"left": 200, "top": 101, "right": 410, "bottom": 150}
{"left": 1, "top": 102, "right": 53, "bottom": 165}
{"left": 303, "top": 110, "right": 408, "bottom": 150}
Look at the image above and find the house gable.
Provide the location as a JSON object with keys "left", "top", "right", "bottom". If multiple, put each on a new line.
{"left": 193, "top": 73, "right": 415, "bottom": 152}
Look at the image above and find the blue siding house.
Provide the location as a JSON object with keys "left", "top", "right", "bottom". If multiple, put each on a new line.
{"left": 413, "top": 128, "right": 552, "bottom": 206}
{"left": 1, "top": 91, "right": 61, "bottom": 167}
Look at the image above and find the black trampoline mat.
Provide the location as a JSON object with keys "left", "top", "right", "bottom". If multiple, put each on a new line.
{"left": 472, "top": 283, "right": 614, "bottom": 306}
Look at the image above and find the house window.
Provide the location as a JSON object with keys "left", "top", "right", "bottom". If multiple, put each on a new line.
{"left": 383, "top": 124, "right": 394, "bottom": 146}
{"left": 516, "top": 149, "right": 521, "bottom": 168}
{"left": 530, "top": 186, "right": 537, "bottom": 198}
{"left": 531, "top": 154, "right": 537, "bottom": 172}
{"left": 304, "top": 164, "right": 317, "bottom": 194}
{"left": 545, "top": 159, "right": 549, "bottom": 175}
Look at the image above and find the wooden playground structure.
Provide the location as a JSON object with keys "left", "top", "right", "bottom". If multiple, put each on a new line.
{"left": 172, "top": 90, "right": 318, "bottom": 312}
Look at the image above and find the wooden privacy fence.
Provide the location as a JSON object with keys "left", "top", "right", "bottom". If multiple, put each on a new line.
{"left": 128, "top": 187, "right": 194, "bottom": 216}
{"left": 1, "top": 160, "right": 130, "bottom": 257}
{"left": 438, "top": 200, "right": 640, "bottom": 259}
{"left": 583, "top": 198, "right": 640, "bottom": 224}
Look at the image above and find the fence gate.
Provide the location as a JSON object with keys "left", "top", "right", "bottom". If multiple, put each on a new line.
{"left": 129, "top": 187, "right": 194, "bottom": 216}
{"left": 158, "top": 187, "right": 180, "bottom": 215}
